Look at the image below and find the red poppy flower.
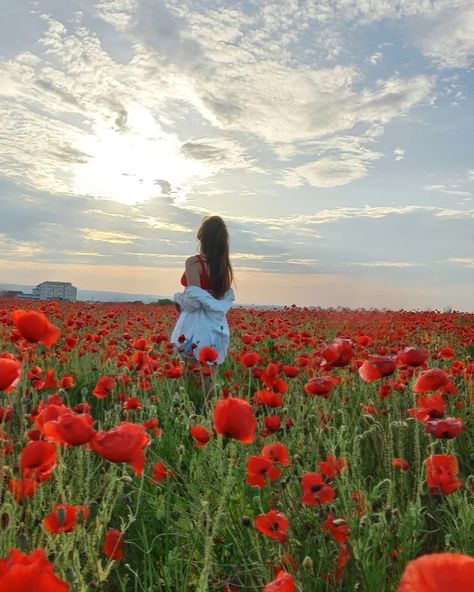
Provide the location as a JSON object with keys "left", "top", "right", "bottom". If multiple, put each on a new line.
{"left": 198, "top": 346, "right": 218, "bottom": 365}
{"left": 261, "top": 442, "right": 290, "bottom": 466}
{"left": 413, "top": 369, "right": 452, "bottom": 393}
{"left": 282, "top": 365, "right": 298, "bottom": 378}
{"left": 321, "top": 339, "right": 353, "bottom": 368}
{"left": 398, "top": 552, "right": 474, "bottom": 592}
{"left": 254, "top": 389, "right": 283, "bottom": 407}
{"left": 263, "top": 570, "right": 295, "bottom": 592}
{"left": 42, "top": 504, "right": 89, "bottom": 533}
{"left": 92, "top": 375, "right": 115, "bottom": 399}
{"left": 241, "top": 352, "right": 260, "bottom": 368}
{"left": 301, "top": 472, "right": 336, "bottom": 505}
{"left": 392, "top": 458, "right": 409, "bottom": 471}
{"left": 103, "top": 528, "right": 124, "bottom": 561}
{"left": 358, "top": 357, "right": 396, "bottom": 382}
{"left": 190, "top": 425, "right": 212, "bottom": 447}
{"left": 213, "top": 397, "right": 256, "bottom": 443}
{"left": 246, "top": 455, "right": 281, "bottom": 488}
{"left": 319, "top": 454, "right": 346, "bottom": 479}
{"left": 397, "top": 347, "right": 429, "bottom": 367}
{"left": 90, "top": 422, "right": 150, "bottom": 475}
{"left": 304, "top": 377, "right": 335, "bottom": 398}
{"left": 322, "top": 513, "right": 349, "bottom": 544}
{"left": 19, "top": 440, "right": 57, "bottom": 482}
{"left": 8, "top": 478, "right": 39, "bottom": 502}
{"left": 0, "top": 357, "right": 21, "bottom": 391}
{"left": 0, "top": 548, "right": 69, "bottom": 591}
{"left": 12, "top": 310, "right": 61, "bottom": 348}
{"left": 423, "top": 417, "right": 464, "bottom": 439}
{"left": 424, "top": 454, "right": 463, "bottom": 495}
{"left": 408, "top": 393, "right": 446, "bottom": 422}
{"left": 150, "top": 461, "right": 175, "bottom": 482}
{"left": 255, "top": 509, "right": 290, "bottom": 542}
{"left": 263, "top": 416, "right": 281, "bottom": 434}
{"left": 437, "top": 346, "right": 455, "bottom": 360}
{"left": 43, "top": 413, "right": 95, "bottom": 446}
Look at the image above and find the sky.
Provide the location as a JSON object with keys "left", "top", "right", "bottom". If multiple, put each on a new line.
{"left": 0, "top": 0, "right": 473, "bottom": 310}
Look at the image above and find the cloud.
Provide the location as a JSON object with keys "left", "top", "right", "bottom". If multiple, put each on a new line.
{"left": 423, "top": 184, "right": 472, "bottom": 196}
{"left": 81, "top": 229, "right": 139, "bottom": 243}
{"left": 446, "top": 257, "right": 474, "bottom": 267}
{"left": 410, "top": 0, "right": 474, "bottom": 69}
{"left": 350, "top": 261, "right": 423, "bottom": 268}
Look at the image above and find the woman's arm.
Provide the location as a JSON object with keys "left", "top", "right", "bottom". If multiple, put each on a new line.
{"left": 184, "top": 256, "right": 201, "bottom": 287}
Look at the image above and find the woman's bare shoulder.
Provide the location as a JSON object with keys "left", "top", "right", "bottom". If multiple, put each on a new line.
{"left": 185, "top": 255, "right": 200, "bottom": 266}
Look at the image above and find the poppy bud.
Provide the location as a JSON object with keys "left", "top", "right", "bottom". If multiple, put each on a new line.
{"left": 177, "top": 444, "right": 185, "bottom": 457}
{"left": 119, "top": 475, "right": 133, "bottom": 484}
{"left": 241, "top": 516, "right": 251, "bottom": 527}
{"left": 302, "top": 556, "right": 313, "bottom": 571}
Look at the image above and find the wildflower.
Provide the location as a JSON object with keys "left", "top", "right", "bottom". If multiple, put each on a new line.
{"left": 0, "top": 356, "right": 21, "bottom": 391}
{"left": 12, "top": 309, "right": 61, "bottom": 348}
{"left": 246, "top": 455, "right": 281, "bottom": 488}
{"left": 301, "top": 472, "right": 336, "bottom": 505}
{"left": 254, "top": 509, "right": 289, "bottom": 542}
{"left": 90, "top": 422, "right": 150, "bottom": 476}
{"left": 213, "top": 397, "right": 256, "bottom": 443}
{"left": 263, "top": 570, "right": 295, "bottom": 592}
{"left": 103, "top": 528, "right": 124, "bottom": 561}
{"left": 190, "top": 425, "right": 212, "bottom": 447}
{"left": 43, "top": 504, "right": 89, "bottom": 533}
{"left": 0, "top": 548, "right": 69, "bottom": 591}
{"left": 424, "top": 454, "right": 463, "bottom": 495}
{"left": 398, "top": 552, "right": 474, "bottom": 592}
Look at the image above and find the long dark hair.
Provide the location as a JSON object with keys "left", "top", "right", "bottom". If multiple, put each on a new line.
{"left": 197, "top": 216, "right": 233, "bottom": 299}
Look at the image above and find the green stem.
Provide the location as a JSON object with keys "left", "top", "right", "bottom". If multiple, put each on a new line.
{"left": 197, "top": 441, "right": 237, "bottom": 592}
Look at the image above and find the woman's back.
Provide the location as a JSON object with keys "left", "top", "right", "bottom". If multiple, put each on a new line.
{"left": 180, "top": 255, "right": 211, "bottom": 291}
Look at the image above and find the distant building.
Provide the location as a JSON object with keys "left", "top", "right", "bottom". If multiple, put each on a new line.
{"left": 33, "top": 281, "right": 77, "bottom": 301}
{"left": 0, "top": 290, "right": 24, "bottom": 298}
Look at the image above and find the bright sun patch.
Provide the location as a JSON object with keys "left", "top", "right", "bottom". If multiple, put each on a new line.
{"left": 73, "top": 104, "right": 211, "bottom": 205}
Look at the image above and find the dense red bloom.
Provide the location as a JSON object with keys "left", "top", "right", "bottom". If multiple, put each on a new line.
{"left": 103, "top": 528, "right": 124, "bottom": 561}
{"left": 392, "top": 458, "right": 409, "bottom": 471}
{"left": 263, "top": 415, "right": 282, "bottom": 434}
{"left": 424, "top": 454, "right": 463, "bottom": 495}
{"left": 43, "top": 413, "right": 95, "bottom": 446}
{"left": 198, "top": 346, "right": 218, "bottom": 365}
{"left": 92, "top": 375, "right": 115, "bottom": 399}
{"left": 241, "top": 352, "right": 260, "bottom": 367}
{"left": 261, "top": 442, "right": 290, "bottom": 466}
{"left": 321, "top": 339, "right": 353, "bottom": 368}
{"left": 254, "top": 389, "right": 283, "bottom": 407}
{"left": 304, "top": 377, "right": 335, "bottom": 398}
{"left": 437, "top": 346, "right": 455, "bottom": 360}
{"left": 319, "top": 454, "right": 347, "bottom": 479}
{"left": 263, "top": 570, "right": 295, "bottom": 592}
{"left": 408, "top": 393, "right": 446, "bottom": 422}
{"left": 12, "top": 310, "right": 61, "bottom": 348}
{"left": 246, "top": 455, "right": 281, "bottom": 488}
{"left": 90, "top": 422, "right": 150, "bottom": 475}
{"left": 19, "top": 440, "right": 57, "bottom": 482}
{"left": 398, "top": 552, "right": 474, "bottom": 592}
{"left": 358, "top": 357, "right": 396, "bottom": 382}
{"left": 213, "top": 397, "right": 256, "bottom": 443}
{"left": 150, "top": 461, "right": 175, "bottom": 482}
{"left": 423, "top": 417, "right": 464, "bottom": 439}
{"left": 255, "top": 510, "right": 290, "bottom": 542}
{"left": 43, "top": 504, "right": 89, "bottom": 533}
{"left": 301, "top": 472, "right": 336, "bottom": 505}
{"left": 190, "top": 425, "right": 212, "bottom": 447}
{"left": 0, "top": 548, "right": 69, "bottom": 591}
{"left": 0, "top": 357, "right": 21, "bottom": 391}
{"left": 397, "top": 347, "right": 429, "bottom": 367}
{"left": 322, "top": 513, "right": 349, "bottom": 544}
{"left": 413, "top": 369, "right": 452, "bottom": 393}
{"left": 8, "top": 478, "right": 39, "bottom": 502}
{"left": 282, "top": 364, "right": 298, "bottom": 378}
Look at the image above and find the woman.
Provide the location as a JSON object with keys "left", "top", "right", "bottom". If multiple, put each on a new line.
{"left": 171, "top": 216, "right": 234, "bottom": 374}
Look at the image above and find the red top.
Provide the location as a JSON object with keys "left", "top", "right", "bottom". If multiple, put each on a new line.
{"left": 181, "top": 255, "right": 211, "bottom": 290}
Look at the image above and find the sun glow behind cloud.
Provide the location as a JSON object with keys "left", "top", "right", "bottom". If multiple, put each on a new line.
{"left": 73, "top": 104, "right": 211, "bottom": 204}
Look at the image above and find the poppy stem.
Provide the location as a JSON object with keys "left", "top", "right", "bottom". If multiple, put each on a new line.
{"left": 197, "top": 441, "right": 237, "bottom": 592}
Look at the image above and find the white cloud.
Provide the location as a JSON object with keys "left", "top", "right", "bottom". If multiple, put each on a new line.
{"left": 423, "top": 184, "right": 472, "bottom": 196}
{"left": 446, "top": 257, "right": 474, "bottom": 267}
{"left": 350, "top": 261, "right": 423, "bottom": 268}
{"left": 410, "top": 0, "right": 474, "bottom": 69}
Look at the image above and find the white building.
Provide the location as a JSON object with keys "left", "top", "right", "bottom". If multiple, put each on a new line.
{"left": 32, "top": 281, "right": 77, "bottom": 301}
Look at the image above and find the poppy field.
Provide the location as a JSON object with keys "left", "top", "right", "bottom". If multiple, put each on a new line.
{"left": 0, "top": 298, "right": 473, "bottom": 591}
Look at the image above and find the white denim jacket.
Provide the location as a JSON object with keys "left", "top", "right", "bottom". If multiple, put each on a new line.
{"left": 171, "top": 286, "right": 235, "bottom": 365}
